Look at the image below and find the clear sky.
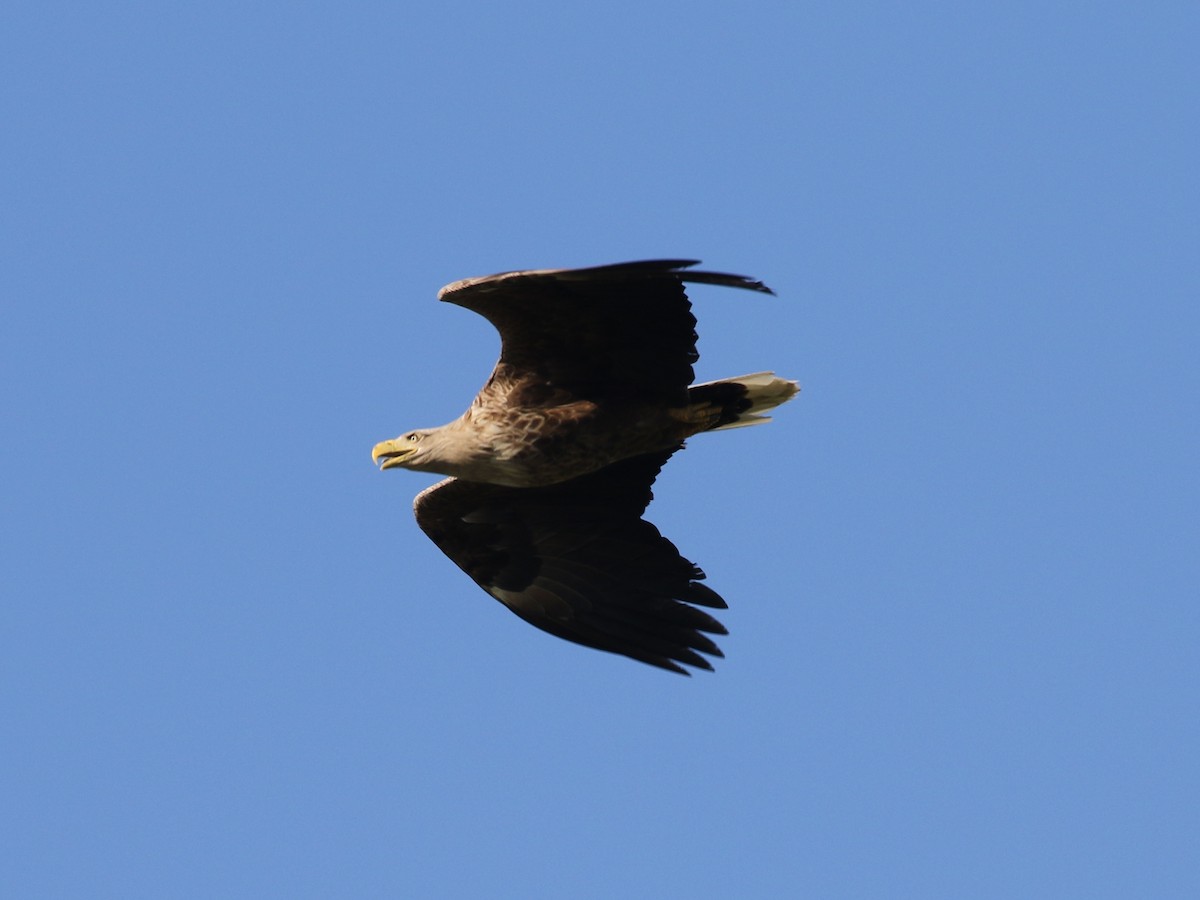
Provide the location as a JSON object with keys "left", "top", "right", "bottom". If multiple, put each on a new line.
{"left": 3, "top": 2, "right": 1197, "bottom": 897}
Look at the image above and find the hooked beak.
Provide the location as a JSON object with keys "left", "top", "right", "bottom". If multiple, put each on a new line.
{"left": 372, "top": 438, "right": 415, "bottom": 470}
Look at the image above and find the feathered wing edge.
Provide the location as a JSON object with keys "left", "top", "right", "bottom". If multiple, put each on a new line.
{"left": 412, "top": 450, "right": 728, "bottom": 675}
{"left": 433, "top": 259, "right": 776, "bottom": 412}
{"left": 437, "top": 258, "right": 774, "bottom": 302}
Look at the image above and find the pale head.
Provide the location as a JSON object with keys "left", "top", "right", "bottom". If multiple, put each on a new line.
{"left": 371, "top": 420, "right": 486, "bottom": 479}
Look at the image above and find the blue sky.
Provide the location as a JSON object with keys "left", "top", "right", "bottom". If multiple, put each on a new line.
{"left": 3, "top": 2, "right": 1197, "bottom": 896}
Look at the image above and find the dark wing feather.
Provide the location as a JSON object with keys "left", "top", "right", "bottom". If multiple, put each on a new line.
{"left": 412, "top": 449, "right": 727, "bottom": 675}
{"left": 437, "top": 259, "right": 773, "bottom": 407}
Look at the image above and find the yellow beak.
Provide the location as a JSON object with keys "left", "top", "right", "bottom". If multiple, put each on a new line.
{"left": 372, "top": 438, "right": 414, "bottom": 470}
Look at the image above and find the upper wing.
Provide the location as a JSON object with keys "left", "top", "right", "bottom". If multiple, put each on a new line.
{"left": 413, "top": 449, "right": 728, "bottom": 675}
{"left": 438, "top": 259, "right": 773, "bottom": 408}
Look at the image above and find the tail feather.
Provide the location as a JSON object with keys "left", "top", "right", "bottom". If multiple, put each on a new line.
{"left": 686, "top": 372, "right": 800, "bottom": 432}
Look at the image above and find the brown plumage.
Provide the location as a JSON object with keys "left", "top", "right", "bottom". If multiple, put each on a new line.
{"left": 372, "top": 259, "right": 798, "bottom": 674}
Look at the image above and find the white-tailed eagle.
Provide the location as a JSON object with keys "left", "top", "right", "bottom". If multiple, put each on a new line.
{"left": 373, "top": 259, "right": 798, "bottom": 674}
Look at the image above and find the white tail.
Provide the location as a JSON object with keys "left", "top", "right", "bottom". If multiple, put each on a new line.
{"left": 690, "top": 371, "right": 800, "bottom": 431}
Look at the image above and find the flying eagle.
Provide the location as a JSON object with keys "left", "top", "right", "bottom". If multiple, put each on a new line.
{"left": 373, "top": 259, "right": 798, "bottom": 674}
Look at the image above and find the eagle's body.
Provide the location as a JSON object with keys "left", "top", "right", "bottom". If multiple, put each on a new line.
{"left": 373, "top": 259, "right": 798, "bottom": 674}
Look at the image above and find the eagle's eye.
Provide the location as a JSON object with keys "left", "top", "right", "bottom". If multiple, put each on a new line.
{"left": 407, "top": 432, "right": 421, "bottom": 443}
